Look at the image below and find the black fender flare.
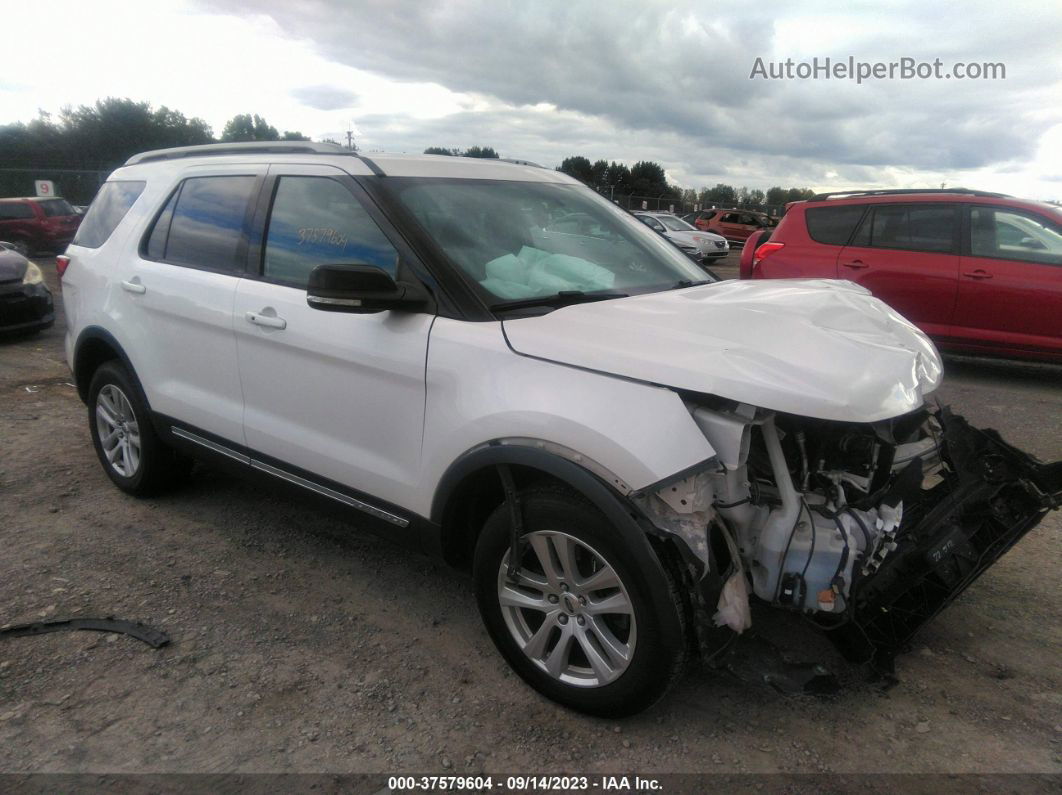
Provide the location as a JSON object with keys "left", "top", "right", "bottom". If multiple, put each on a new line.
{"left": 430, "top": 442, "right": 668, "bottom": 575}
{"left": 72, "top": 326, "right": 148, "bottom": 408}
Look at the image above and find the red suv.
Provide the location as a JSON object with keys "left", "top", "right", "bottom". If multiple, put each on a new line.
{"left": 682, "top": 208, "right": 772, "bottom": 243}
{"left": 740, "top": 189, "right": 1062, "bottom": 363}
{"left": 0, "top": 197, "right": 82, "bottom": 256}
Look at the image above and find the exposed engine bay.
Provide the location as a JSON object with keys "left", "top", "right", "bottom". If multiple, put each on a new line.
{"left": 636, "top": 400, "right": 1062, "bottom": 670}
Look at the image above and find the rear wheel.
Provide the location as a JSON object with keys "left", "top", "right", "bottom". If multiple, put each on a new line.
{"left": 87, "top": 361, "right": 191, "bottom": 495}
{"left": 474, "top": 487, "right": 688, "bottom": 716}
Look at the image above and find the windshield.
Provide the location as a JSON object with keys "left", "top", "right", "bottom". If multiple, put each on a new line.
{"left": 657, "top": 215, "right": 697, "bottom": 232}
{"left": 386, "top": 179, "right": 707, "bottom": 303}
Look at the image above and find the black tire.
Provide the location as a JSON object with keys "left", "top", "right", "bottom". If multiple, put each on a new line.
{"left": 473, "top": 486, "right": 689, "bottom": 717}
{"left": 87, "top": 360, "right": 192, "bottom": 495}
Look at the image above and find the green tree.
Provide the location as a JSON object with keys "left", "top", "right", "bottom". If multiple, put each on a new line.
{"left": 629, "top": 161, "right": 672, "bottom": 197}
{"left": 424, "top": 146, "right": 459, "bottom": 155}
{"left": 221, "top": 113, "right": 283, "bottom": 142}
{"left": 745, "top": 188, "right": 766, "bottom": 210}
{"left": 464, "top": 145, "right": 499, "bottom": 158}
{"left": 765, "top": 186, "right": 787, "bottom": 206}
{"left": 605, "top": 162, "right": 632, "bottom": 194}
{"left": 703, "top": 183, "right": 737, "bottom": 206}
{"left": 590, "top": 159, "right": 609, "bottom": 188}
{"left": 558, "top": 155, "right": 593, "bottom": 184}
{"left": 785, "top": 187, "right": 815, "bottom": 202}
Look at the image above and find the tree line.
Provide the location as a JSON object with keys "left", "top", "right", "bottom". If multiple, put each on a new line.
{"left": 556, "top": 154, "right": 814, "bottom": 209}
{"left": 0, "top": 98, "right": 313, "bottom": 173}
{"left": 423, "top": 146, "right": 500, "bottom": 158}
{"left": 0, "top": 98, "right": 817, "bottom": 210}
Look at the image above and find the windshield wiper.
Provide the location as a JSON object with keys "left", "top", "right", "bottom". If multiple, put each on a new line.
{"left": 490, "top": 290, "right": 630, "bottom": 313}
{"left": 670, "top": 279, "right": 714, "bottom": 289}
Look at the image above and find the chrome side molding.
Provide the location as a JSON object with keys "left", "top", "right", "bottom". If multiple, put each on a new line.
{"left": 171, "top": 426, "right": 409, "bottom": 528}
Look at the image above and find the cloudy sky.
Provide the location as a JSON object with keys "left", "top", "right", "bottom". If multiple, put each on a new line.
{"left": 4, "top": 0, "right": 1061, "bottom": 198}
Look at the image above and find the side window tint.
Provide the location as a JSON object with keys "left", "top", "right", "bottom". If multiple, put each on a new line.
{"left": 162, "top": 176, "right": 256, "bottom": 272}
{"left": 806, "top": 206, "right": 865, "bottom": 245}
{"left": 72, "top": 181, "right": 146, "bottom": 248}
{"left": 971, "top": 208, "right": 1062, "bottom": 266}
{"left": 263, "top": 176, "right": 398, "bottom": 288}
{"left": 868, "top": 204, "right": 955, "bottom": 253}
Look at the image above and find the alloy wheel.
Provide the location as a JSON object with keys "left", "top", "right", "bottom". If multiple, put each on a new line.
{"left": 95, "top": 384, "right": 141, "bottom": 477}
{"left": 497, "top": 530, "right": 637, "bottom": 687}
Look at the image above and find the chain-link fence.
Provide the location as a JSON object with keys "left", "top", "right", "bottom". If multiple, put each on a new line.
{"left": 0, "top": 167, "right": 110, "bottom": 205}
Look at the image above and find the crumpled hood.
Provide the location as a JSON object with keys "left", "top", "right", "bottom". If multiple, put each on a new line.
{"left": 502, "top": 279, "right": 943, "bottom": 423}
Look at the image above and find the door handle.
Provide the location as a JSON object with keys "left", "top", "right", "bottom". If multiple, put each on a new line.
{"left": 963, "top": 269, "right": 993, "bottom": 280}
{"left": 245, "top": 311, "right": 287, "bottom": 330}
{"left": 120, "top": 279, "right": 146, "bottom": 294}
{"left": 841, "top": 260, "right": 868, "bottom": 269}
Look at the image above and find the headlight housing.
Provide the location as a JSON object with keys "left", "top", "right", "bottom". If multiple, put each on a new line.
{"left": 22, "top": 262, "right": 44, "bottom": 285}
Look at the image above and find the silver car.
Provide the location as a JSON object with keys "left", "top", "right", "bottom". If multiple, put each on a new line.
{"left": 634, "top": 211, "right": 729, "bottom": 261}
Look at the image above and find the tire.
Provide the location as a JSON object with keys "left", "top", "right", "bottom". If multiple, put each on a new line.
{"left": 473, "top": 486, "right": 689, "bottom": 717}
{"left": 87, "top": 360, "right": 192, "bottom": 495}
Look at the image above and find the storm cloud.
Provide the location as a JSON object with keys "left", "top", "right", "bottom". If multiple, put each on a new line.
{"left": 198, "top": 0, "right": 1062, "bottom": 193}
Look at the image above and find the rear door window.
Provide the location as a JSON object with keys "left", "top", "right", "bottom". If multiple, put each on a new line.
{"left": 805, "top": 205, "right": 866, "bottom": 245}
{"left": 852, "top": 204, "right": 958, "bottom": 253}
{"left": 72, "top": 181, "right": 146, "bottom": 248}
{"left": 144, "top": 175, "right": 256, "bottom": 272}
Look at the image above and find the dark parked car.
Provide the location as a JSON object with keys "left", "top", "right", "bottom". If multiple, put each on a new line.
{"left": 739, "top": 188, "right": 1062, "bottom": 363}
{"left": 0, "top": 247, "right": 54, "bottom": 335}
{"left": 0, "top": 197, "right": 82, "bottom": 256}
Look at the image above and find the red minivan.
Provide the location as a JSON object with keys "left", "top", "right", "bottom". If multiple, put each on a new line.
{"left": 740, "top": 189, "right": 1062, "bottom": 363}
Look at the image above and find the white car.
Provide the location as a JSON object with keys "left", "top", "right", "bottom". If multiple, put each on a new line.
{"left": 633, "top": 211, "right": 729, "bottom": 262}
{"left": 59, "top": 142, "right": 1060, "bottom": 716}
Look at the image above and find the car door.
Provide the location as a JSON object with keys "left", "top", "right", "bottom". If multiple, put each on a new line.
{"left": 715, "top": 212, "right": 743, "bottom": 240}
{"left": 835, "top": 203, "right": 960, "bottom": 335}
{"left": 232, "top": 164, "right": 435, "bottom": 514}
{"left": 127, "top": 167, "right": 264, "bottom": 443}
{"left": 952, "top": 205, "right": 1062, "bottom": 354}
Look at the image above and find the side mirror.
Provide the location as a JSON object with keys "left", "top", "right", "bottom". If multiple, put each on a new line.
{"left": 306, "top": 264, "right": 429, "bottom": 314}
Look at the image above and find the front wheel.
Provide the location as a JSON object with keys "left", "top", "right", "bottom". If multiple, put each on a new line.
{"left": 473, "top": 487, "right": 689, "bottom": 716}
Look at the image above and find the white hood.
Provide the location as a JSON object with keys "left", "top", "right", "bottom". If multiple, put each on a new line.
{"left": 502, "top": 279, "right": 943, "bottom": 423}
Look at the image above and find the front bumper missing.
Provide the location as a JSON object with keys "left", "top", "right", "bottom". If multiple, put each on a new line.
{"left": 831, "top": 408, "right": 1062, "bottom": 666}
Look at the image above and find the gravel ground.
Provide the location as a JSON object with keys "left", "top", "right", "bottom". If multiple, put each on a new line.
{"left": 0, "top": 257, "right": 1059, "bottom": 777}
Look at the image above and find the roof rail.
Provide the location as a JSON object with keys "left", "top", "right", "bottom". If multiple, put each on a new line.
{"left": 809, "top": 188, "right": 1011, "bottom": 201}
{"left": 124, "top": 141, "right": 349, "bottom": 166}
{"left": 498, "top": 157, "right": 546, "bottom": 168}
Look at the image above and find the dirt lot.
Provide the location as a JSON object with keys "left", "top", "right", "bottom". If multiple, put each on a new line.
{"left": 1, "top": 257, "right": 1060, "bottom": 778}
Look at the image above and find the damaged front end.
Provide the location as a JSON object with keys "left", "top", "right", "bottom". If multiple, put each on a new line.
{"left": 634, "top": 401, "right": 1062, "bottom": 672}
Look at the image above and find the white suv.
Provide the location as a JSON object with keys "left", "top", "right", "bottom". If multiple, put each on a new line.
{"left": 61, "top": 142, "right": 1060, "bottom": 716}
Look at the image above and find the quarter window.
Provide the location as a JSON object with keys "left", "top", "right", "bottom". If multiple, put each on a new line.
{"left": 262, "top": 176, "right": 398, "bottom": 288}
{"left": 72, "top": 181, "right": 146, "bottom": 248}
{"left": 970, "top": 207, "right": 1062, "bottom": 266}
{"left": 805, "top": 205, "right": 866, "bottom": 245}
{"left": 145, "top": 175, "right": 256, "bottom": 272}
